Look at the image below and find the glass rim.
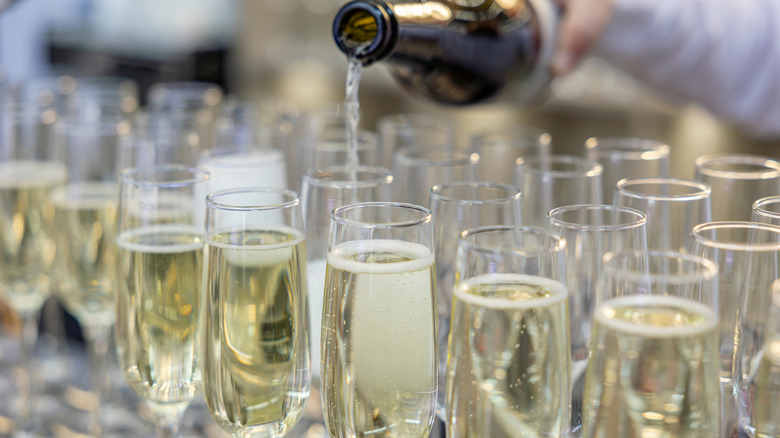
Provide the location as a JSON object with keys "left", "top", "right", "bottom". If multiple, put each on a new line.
{"left": 691, "top": 221, "right": 780, "bottom": 251}
{"left": 429, "top": 180, "right": 521, "bottom": 205}
{"left": 601, "top": 249, "right": 718, "bottom": 284}
{"left": 199, "top": 146, "right": 286, "bottom": 168}
{"left": 206, "top": 187, "right": 300, "bottom": 212}
{"left": 694, "top": 153, "right": 780, "bottom": 179}
{"left": 547, "top": 204, "right": 647, "bottom": 231}
{"left": 753, "top": 196, "right": 780, "bottom": 218}
{"left": 331, "top": 201, "right": 432, "bottom": 229}
{"left": 302, "top": 165, "right": 393, "bottom": 189}
{"left": 120, "top": 164, "right": 209, "bottom": 187}
{"left": 393, "top": 146, "right": 479, "bottom": 167}
{"left": 458, "top": 225, "right": 566, "bottom": 256}
{"left": 377, "top": 112, "right": 455, "bottom": 129}
{"left": 515, "top": 154, "right": 603, "bottom": 177}
{"left": 615, "top": 177, "right": 712, "bottom": 201}
{"left": 300, "top": 128, "right": 377, "bottom": 149}
{"left": 584, "top": 136, "right": 670, "bottom": 160}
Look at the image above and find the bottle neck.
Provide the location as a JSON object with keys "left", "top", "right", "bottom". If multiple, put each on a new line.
{"left": 332, "top": 0, "right": 397, "bottom": 65}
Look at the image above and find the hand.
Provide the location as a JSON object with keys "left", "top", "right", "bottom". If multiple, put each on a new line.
{"left": 551, "top": 0, "right": 616, "bottom": 75}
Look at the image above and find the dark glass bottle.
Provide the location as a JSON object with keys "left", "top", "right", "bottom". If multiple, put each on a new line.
{"left": 332, "top": 0, "right": 558, "bottom": 105}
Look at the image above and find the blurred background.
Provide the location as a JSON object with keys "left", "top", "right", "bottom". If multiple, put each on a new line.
{"left": 2, "top": 0, "right": 778, "bottom": 178}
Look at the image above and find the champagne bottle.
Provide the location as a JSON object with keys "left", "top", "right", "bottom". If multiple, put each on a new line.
{"left": 332, "top": 0, "right": 558, "bottom": 105}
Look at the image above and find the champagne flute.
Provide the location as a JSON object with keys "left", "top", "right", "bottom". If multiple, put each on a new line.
{"left": 690, "top": 221, "right": 780, "bottom": 437}
{"left": 752, "top": 196, "right": 780, "bottom": 225}
{"left": 0, "top": 98, "right": 67, "bottom": 431}
{"left": 514, "top": 155, "right": 603, "bottom": 227}
{"left": 322, "top": 202, "right": 437, "bottom": 437}
{"left": 392, "top": 147, "right": 479, "bottom": 207}
{"left": 447, "top": 225, "right": 570, "bottom": 437}
{"left": 428, "top": 181, "right": 522, "bottom": 421}
{"left": 546, "top": 204, "right": 648, "bottom": 435}
{"left": 583, "top": 250, "right": 720, "bottom": 437}
{"left": 116, "top": 165, "right": 209, "bottom": 437}
{"left": 614, "top": 177, "right": 712, "bottom": 253}
{"left": 693, "top": 153, "right": 780, "bottom": 222}
{"left": 470, "top": 125, "right": 551, "bottom": 185}
{"left": 202, "top": 188, "right": 311, "bottom": 437}
{"left": 377, "top": 113, "right": 456, "bottom": 167}
{"left": 50, "top": 115, "right": 129, "bottom": 435}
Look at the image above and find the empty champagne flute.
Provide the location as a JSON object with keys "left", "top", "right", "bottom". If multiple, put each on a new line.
{"left": 614, "top": 177, "right": 712, "bottom": 253}
{"left": 470, "top": 125, "right": 551, "bottom": 185}
{"left": 377, "top": 113, "right": 456, "bottom": 167}
{"left": 514, "top": 155, "right": 603, "bottom": 227}
{"left": 116, "top": 165, "right": 209, "bottom": 437}
{"left": 583, "top": 250, "right": 720, "bottom": 437}
{"left": 428, "top": 181, "right": 522, "bottom": 421}
{"left": 147, "top": 81, "right": 224, "bottom": 150}
{"left": 392, "top": 147, "right": 479, "bottom": 207}
{"left": 691, "top": 221, "right": 780, "bottom": 437}
{"left": 546, "top": 204, "right": 648, "bottom": 436}
{"left": 322, "top": 202, "right": 437, "bottom": 437}
{"left": 201, "top": 188, "right": 311, "bottom": 437}
{"left": 693, "top": 153, "right": 780, "bottom": 222}
{"left": 584, "top": 137, "right": 670, "bottom": 204}
{"left": 447, "top": 226, "right": 570, "bottom": 437}
{"left": 740, "top": 278, "right": 780, "bottom": 437}
{"left": 752, "top": 196, "right": 780, "bottom": 225}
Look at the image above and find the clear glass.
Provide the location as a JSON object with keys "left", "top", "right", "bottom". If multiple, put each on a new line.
{"left": 546, "top": 204, "right": 648, "bottom": 436}
{"left": 50, "top": 116, "right": 132, "bottom": 436}
{"left": 583, "top": 250, "right": 720, "bottom": 437}
{"left": 447, "top": 226, "right": 570, "bottom": 437}
{"left": 288, "top": 104, "right": 349, "bottom": 193}
{"left": 298, "top": 128, "right": 379, "bottom": 184}
{"left": 470, "top": 125, "right": 551, "bottom": 185}
{"left": 0, "top": 100, "right": 66, "bottom": 433}
{"left": 322, "top": 202, "right": 437, "bottom": 438}
{"left": 66, "top": 76, "right": 140, "bottom": 122}
{"left": 694, "top": 153, "right": 780, "bottom": 222}
{"left": 116, "top": 165, "right": 209, "bottom": 437}
{"left": 198, "top": 146, "right": 288, "bottom": 204}
{"left": 392, "top": 147, "right": 479, "bottom": 207}
{"left": 690, "top": 221, "right": 780, "bottom": 437}
{"left": 614, "top": 177, "right": 712, "bottom": 253}
{"left": 201, "top": 188, "right": 311, "bottom": 438}
{"left": 428, "top": 181, "right": 522, "bottom": 421}
{"left": 118, "top": 125, "right": 202, "bottom": 170}
{"left": 584, "top": 136, "right": 670, "bottom": 205}
{"left": 752, "top": 196, "right": 780, "bottom": 226}
{"left": 377, "top": 113, "right": 456, "bottom": 168}
{"left": 740, "top": 279, "right": 780, "bottom": 437}
{"left": 300, "top": 166, "right": 393, "bottom": 382}
{"left": 513, "top": 155, "right": 603, "bottom": 227}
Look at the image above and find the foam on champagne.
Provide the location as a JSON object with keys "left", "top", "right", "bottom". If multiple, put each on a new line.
{"left": 455, "top": 273, "right": 568, "bottom": 309}
{"left": 327, "top": 239, "right": 434, "bottom": 273}
{"left": 595, "top": 294, "right": 717, "bottom": 337}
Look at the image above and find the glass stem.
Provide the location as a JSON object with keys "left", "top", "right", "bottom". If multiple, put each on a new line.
{"left": 17, "top": 311, "right": 39, "bottom": 431}
{"left": 82, "top": 324, "right": 113, "bottom": 436}
{"left": 148, "top": 401, "right": 188, "bottom": 438}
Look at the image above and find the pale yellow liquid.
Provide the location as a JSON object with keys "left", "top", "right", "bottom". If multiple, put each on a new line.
{"left": 115, "top": 226, "right": 203, "bottom": 404}
{"left": 322, "top": 239, "right": 437, "bottom": 438}
{"left": 0, "top": 161, "right": 66, "bottom": 314}
{"left": 582, "top": 295, "right": 720, "bottom": 438}
{"left": 750, "top": 337, "right": 780, "bottom": 437}
{"left": 51, "top": 183, "right": 118, "bottom": 328}
{"left": 201, "top": 227, "right": 310, "bottom": 436}
{"left": 447, "top": 273, "right": 571, "bottom": 438}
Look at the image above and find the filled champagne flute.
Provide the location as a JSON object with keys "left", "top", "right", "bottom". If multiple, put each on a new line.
{"left": 115, "top": 165, "right": 209, "bottom": 437}
{"left": 583, "top": 250, "right": 720, "bottom": 437}
{"left": 201, "top": 188, "right": 311, "bottom": 437}
{"left": 447, "top": 226, "right": 570, "bottom": 438}
{"left": 0, "top": 98, "right": 67, "bottom": 431}
{"left": 50, "top": 115, "right": 128, "bottom": 435}
{"left": 322, "top": 202, "right": 437, "bottom": 438}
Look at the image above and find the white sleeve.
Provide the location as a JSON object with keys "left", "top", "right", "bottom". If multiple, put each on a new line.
{"left": 594, "top": 0, "right": 780, "bottom": 137}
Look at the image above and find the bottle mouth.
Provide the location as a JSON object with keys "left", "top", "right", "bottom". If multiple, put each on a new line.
{"left": 333, "top": 0, "right": 396, "bottom": 65}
